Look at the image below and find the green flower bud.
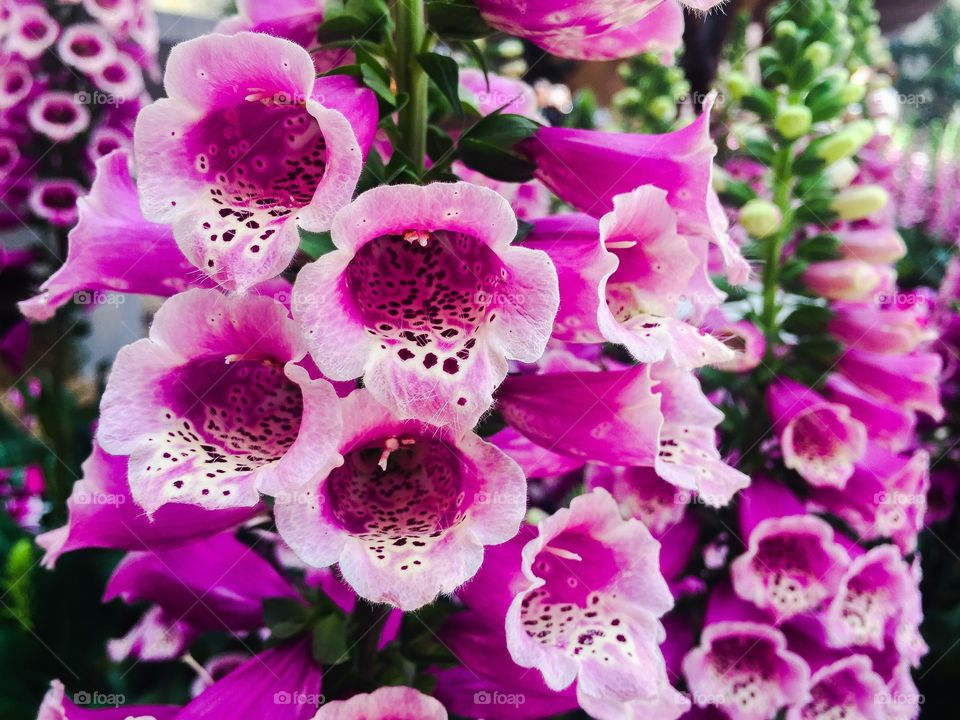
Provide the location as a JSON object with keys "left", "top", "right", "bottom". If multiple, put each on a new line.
{"left": 775, "top": 20, "right": 798, "bottom": 38}
{"left": 740, "top": 199, "right": 784, "bottom": 238}
{"left": 498, "top": 39, "right": 525, "bottom": 59}
{"left": 775, "top": 104, "right": 813, "bottom": 139}
{"left": 803, "top": 41, "right": 832, "bottom": 70}
{"left": 613, "top": 87, "right": 642, "bottom": 108}
{"left": 649, "top": 96, "right": 677, "bottom": 122}
{"left": 816, "top": 120, "right": 875, "bottom": 164}
{"left": 840, "top": 81, "right": 867, "bottom": 104}
{"left": 831, "top": 185, "right": 889, "bottom": 220}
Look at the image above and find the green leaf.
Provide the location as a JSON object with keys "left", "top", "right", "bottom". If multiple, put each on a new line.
{"left": 263, "top": 597, "right": 312, "bottom": 640}
{"left": 457, "top": 112, "right": 540, "bottom": 182}
{"left": 459, "top": 40, "right": 489, "bottom": 81}
{"left": 312, "top": 614, "right": 350, "bottom": 665}
{"left": 298, "top": 228, "right": 336, "bottom": 260}
{"left": 426, "top": 124, "right": 455, "bottom": 164}
{"left": 425, "top": 0, "right": 492, "bottom": 40}
{"left": 416, "top": 52, "right": 463, "bottom": 119}
{"left": 317, "top": 0, "right": 391, "bottom": 43}
{"left": 356, "top": 151, "right": 387, "bottom": 195}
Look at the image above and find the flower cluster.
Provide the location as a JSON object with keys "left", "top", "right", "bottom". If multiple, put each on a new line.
{"left": 0, "top": 0, "right": 157, "bottom": 230}
{"left": 0, "top": 0, "right": 953, "bottom": 718}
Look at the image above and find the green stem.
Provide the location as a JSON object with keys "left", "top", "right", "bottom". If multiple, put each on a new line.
{"left": 760, "top": 144, "right": 795, "bottom": 345}
{"left": 393, "top": 0, "right": 429, "bottom": 176}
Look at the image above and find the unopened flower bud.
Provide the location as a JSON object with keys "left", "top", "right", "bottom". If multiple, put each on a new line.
{"left": 803, "top": 260, "right": 884, "bottom": 301}
{"left": 840, "top": 81, "right": 867, "bottom": 104}
{"left": 803, "top": 41, "right": 832, "bottom": 70}
{"left": 726, "top": 72, "right": 751, "bottom": 100}
{"left": 740, "top": 199, "right": 783, "bottom": 238}
{"left": 775, "top": 20, "right": 798, "bottom": 38}
{"left": 831, "top": 185, "right": 889, "bottom": 220}
{"left": 817, "top": 120, "right": 875, "bottom": 164}
{"left": 775, "top": 104, "right": 813, "bottom": 139}
{"left": 649, "top": 96, "right": 677, "bottom": 122}
{"left": 825, "top": 158, "right": 859, "bottom": 189}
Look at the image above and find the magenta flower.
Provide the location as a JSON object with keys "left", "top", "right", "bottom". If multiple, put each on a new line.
{"left": 808, "top": 445, "right": 929, "bottom": 553}
{"left": 785, "top": 655, "right": 887, "bottom": 720}
{"left": 829, "top": 302, "right": 933, "bottom": 355}
{"left": 5, "top": 3, "right": 59, "bottom": 60}
{"left": 523, "top": 96, "right": 750, "bottom": 286}
{"left": 731, "top": 514, "right": 849, "bottom": 621}
{"left": 705, "top": 315, "right": 766, "bottom": 372}
{"left": 767, "top": 378, "right": 867, "bottom": 488}
{"left": 107, "top": 605, "right": 194, "bottom": 663}
{"left": 838, "top": 224, "right": 907, "bottom": 265}
{"left": 216, "top": 0, "right": 325, "bottom": 49}
{"left": 134, "top": 32, "right": 377, "bottom": 292}
{"left": 585, "top": 464, "right": 686, "bottom": 535}
{"left": 802, "top": 259, "right": 891, "bottom": 302}
{"left": 462, "top": 489, "right": 683, "bottom": 717}
{"left": 824, "top": 373, "right": 916, "bottom": 452}
{"left": 36, "top": 443, "right": 258, "bottom": 568}
{"left": 837, "top": 348, "right": 944, "bottom": 422}
{"left": 93, "top": 51, "right": 145, "bottom": 101}
{"left": 294, "top": 181, "right": 559, "bottom": 430}
{"left": 97, "top": 288, "right": 343, "bottom": 514}
{"left": 275, "top": 389, "right": 526, "bottom": 610}
{"left": 57, "top": 23, "right": 117, "bottom": 74}
{"left": 475, "top": 0, "right": 715, "bottom": 60}
{"left": 20, "top": 150, "right": 214, "bottom": 322}
{"left": 525, "top": 186, "right": 733, "bottom": 369}
{"left": 27, "top": 178, "right": 84, "bottom": 227}
{"left": 683, "top": 619, "right": 810, "bottom": 720}
{"left": 823, "top": 545, "right": 926, "bottom": 659}
{"left": 28, "top": 91, "right": 91, "bottom": 142}
{"left": 313, "top": 687, "right": 447, "bottom": 719}
{"left": 0, "top": 57, "right": 33, "bottom": 109}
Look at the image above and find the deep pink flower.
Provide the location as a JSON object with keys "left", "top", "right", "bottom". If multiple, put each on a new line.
{"left": 294, "top": 181, "right": 559, "bottom": 431}
{"left": 523, "top": 96, "right": 750, "bottom": 286}
{"left": 823, "top": 373, "right": 916, "bottom": 452}
{"left": 704, "top": 315, "right": 766, "bottom": 372}
{"left": 97, "top": 288, "right": 343, "bottom": 514}
{"left": 93, "top": 51, "right": 145, "bottom": 101}
{"left": 585, "top": 464, "right": 686, "bottom": 535}
{"left": 135, "top": 32, "right": 377, "bottom": 291}
{"left": 802, "top": 259, "right": 890, "bottom": 302}
{"left": 28, "top": 91, "right": 91, "bottom": 142}
{"left": 829, "top": 302, "right": 933, "bottom": 355}
{"left": 838, "top": 224, "right": 907, "bottom": 265}
{"left": 275, "top": 389, "right": 526, "bottom": 610}
{"left": 313, "top": 687, "right": 447, "bottom": 719}
{"left": 823, "top": 545, "right": 926, "bottom": 662}
{"left": 0, "top": 56, "right": 33, "bottom": 109}
{"left": 785, "top": 655, "right": 887, "bottom": 720}
{"left": 216, "top": 0, "right": 325, "bottom": 49}
{"left": 837, "top": 348, "right": 944, "bottom": 422}
{"left": 57, "top": 23, "right": 117, "bottom": 74}
{"left": 683, "top": 586, "right": 810, "bottom": 720}
{"left": 20, "top": 150, "right": 214, "bottom": 322}
{"left": 107, "top": 605, "right": 194, "bottom": 663}
{"left": 525, "top": 186, "right": 733, "bottom": 369}
{"left": 461, "top": 489, "right": 685, "bottom": 718}
{"left": 27, "top": 178, "right": 84, "bottom": 227}
{"left": 767, "top": 378, "right": 867, "bottom": 488}
{"left": 6, "top": 3, "right": 59, "bottom": 60}
{"left": 36, "top": 443, "right": 258, "bottom": 568}
{"left": 475, "top": 0, "right": 712, "bottom": 60}
{"left": 37, "top": 679, "right": 177, "bottom": 719}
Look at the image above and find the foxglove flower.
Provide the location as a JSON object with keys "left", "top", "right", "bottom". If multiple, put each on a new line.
{"left": 135, "top": 32, "right": 377, "bottom": 292}
{"left": 475, "top": 0, "right": 715, "bottom": 60}
{"left": 808, "top": 445, "right": 929, "bottom": 553}
{"left": 28, "top": 91, "right": 91, "bottom": 142}
{"left": 785, "top": 655, "right": 887, "bottom": 720}
{"left": 824, "top": 373, "right": 916, "bottom": 452}
{"left": 275, "top": 389, "right": 526, "bottom": 611}
{"left": 216, "top": 0, "right": 325, "bottom": 49}
{"left": 294, "top": 181, "right": 559, "bottom": 430}
{"left": 585, "top": 464, "right": 686, "bottom": 535}
{"left": 27, "top": 179, "right": 84, "bottom": 227}
{"left": 802, "top": 259, "right": 891, "bottom": 302}
{"left": 767, "top": 378, "right": 868, "bottom": 488}
{"left": 36, "top": 443, "right": 258, "bottom": 568}
{"left": 20, "top": 150, "right": 213, "bottom": 322}
{"left": 682, "top": 588, "right": 810, "bottom": 720}
{"left": 838, "top": 224, "right": 907, "bottom": 265}
{"left": 496, "top": 358, "right": 663, "bottom": 468}
{"left": 97, "top": 288, "right": 343, "bottom": 514}
{"left": 0, "top": 57, "right": 33, "bottom": 109}
{"left": 107, "top": 605, "right": 194, "bottom": 663}
{"left": 5, "top": 3, "right": 58, "bottom": 60}
{"left": 523, "top": 95, "right": 750, "bottom": 285}
{"left": 57, "top": 23, "right": 117, "bottom": 74}
{"left": 837, "top": 348, "right": 944, "bottom": 421}
{"left": 489, "top": 425, "right": 586, "bottom": 479}
{"left": 313, "top": 687, "right": 447, "bottom": 719}
{"left": 525, "top": 186, "right": 733, "bottom": 369}
{"left": 704, "top": 315, "right": 766, "bottom": 372}
{"left": 829, "top": 302, "right": 933, "bottom": 355}
{"left": 823, "top": 545, "right": 926, "bottom": 660}
{"left": 460, "top": 489, "right": 683, "bottom": 718}
{"left": 104, "top": 532, "right": 299, "bottom": 634}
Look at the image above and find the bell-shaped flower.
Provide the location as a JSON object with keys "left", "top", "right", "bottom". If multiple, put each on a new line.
{"left": 293, "top": 181, "right": 559, "bottom": 431}
{"left": 829, "top": 302, "right": 934, "bottom": 355}
{"left": 785, "top": 655, "right": 887, "bottom": 720}
{"left": 767, "top": 378, "right": 868, "bottom": 489}
{"left": 837, "top": 348, "right": 944, "bottom": 422}
{"left": 823, "top": 373, "right": 916, "bottom": 452}
{"left": 313, "top": 687, "right": 447, "bottom": 719}
{"left": 37, "top": 679, "right": 177, "bottom": 719}
{"left": 97, "top": 288, "right": 343, "bottom": 514}
{"left": 275, "top": 389, "right": 526, "bottom": 611}
{"left": 134, "top": 32, "right": 377, "bottom": 291}
{"left": 585, "top": 464, "right": 686, "bottom": 535}
{"left": 525, "top": 186, "right": 734, "bottom": 369}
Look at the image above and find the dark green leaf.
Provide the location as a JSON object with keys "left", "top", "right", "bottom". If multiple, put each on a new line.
{"left": 298, "top": 228, "right": 336, "bottom": 260}
{"left": 263, "top": 597, "right": 312, "bottom": 640}
{"left": 457, "top": 112, "right": 540, "bottom": 182}
{"left": 416, "top": 52, "right": 462, "bottom": 118}
{"left": 312, "top": 614, "right": 350, "bottom": 665}
{"left": 425, "top": 0, "right": 492, "bottom": 40}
